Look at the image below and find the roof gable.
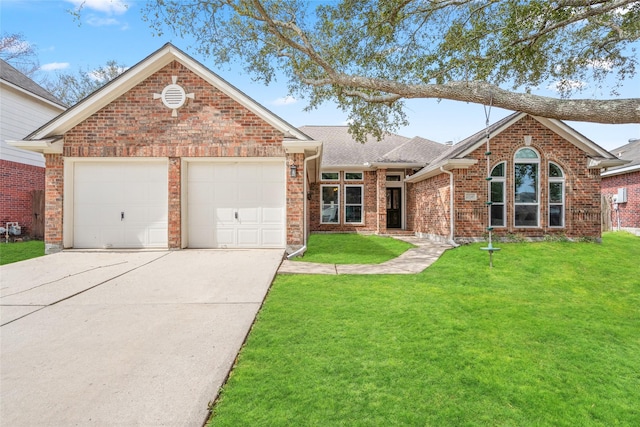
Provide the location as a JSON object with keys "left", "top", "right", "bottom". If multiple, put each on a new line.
{"left": 25, "top": 43, "right": 310, "bottom": 142}
{"left": 0, "top": 59, "right": 66, "bottom": 108}
{"left": 602, "top": 138, "right": 640, "bottom": 176}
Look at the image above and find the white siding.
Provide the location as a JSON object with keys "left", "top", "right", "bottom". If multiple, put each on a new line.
{"left": 0, "top": 83, "right": 65, "bottom": 167}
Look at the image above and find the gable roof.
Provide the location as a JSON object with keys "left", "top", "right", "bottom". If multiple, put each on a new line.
{"left": 602, "top": 138, "right": 640, "bottom": 177}
{"left": 19, "top": 43, "right": 312, "bottom": 145}
{"left": 0, "top": 59, "right": 66, "bottom": 108}
{"left": 406, "top": 112, "right": 627, "bottom": 183}
{"left": 298, "top": 126, "right": 448, "bottom": 169}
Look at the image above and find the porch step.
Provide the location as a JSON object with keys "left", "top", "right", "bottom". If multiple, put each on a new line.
{"left": 380, "top": 230, "right": 415, "bottom": 236}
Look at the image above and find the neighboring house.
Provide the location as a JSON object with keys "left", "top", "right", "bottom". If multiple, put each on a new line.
{"left": 0, "top": 59, "right": 67, "bottom": 238}
{"left": 11, "top": 44, "right": 626, "bottom": 254}
{"left": 304, "top": 113, "right": 625, "bottom": 243}
{"left": 601, "top": 138, "right": 640, "bottom": 235}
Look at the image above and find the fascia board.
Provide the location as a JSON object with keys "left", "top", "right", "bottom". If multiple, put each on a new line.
{"left": 405, "top": 159, "right": 477, "bottom": 183}
{"left": 283, "top": 140, "right": 321, "bottom": 153}
{"left": 601, "top": 164, "right": 640, "bottom": 177}
{"left": 587, "top": 157, "right": 630, "bottom": 169}
{"left": 7, "top": 137, "right": 63, "bottom": 154}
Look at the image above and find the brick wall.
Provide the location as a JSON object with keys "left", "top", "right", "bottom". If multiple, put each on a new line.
{"left": 407, "top": 173, "right": 451, "bottom": 239}
{"left": 44, "top": 154, "right": 64, "bottom": 252}
{"left": 0, "top": 159, "right": 45, "bottom": 237}
{"left": 46, "top": 61, "right": 302, "bottom": 251}
{"left": 602, "top": 170, "right": 640, "bottom": 229}
{"left": 410, "top": 116, "right": 602, "bottom": 240}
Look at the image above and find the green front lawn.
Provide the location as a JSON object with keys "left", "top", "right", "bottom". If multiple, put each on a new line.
{"left": 210, "top": 232, "right": 640, "bottom": 426}
{"left": 0, "top": 240, "right": 45, "bottom": 265}
{"left": 294, "top": 233, "right": 415, "bottom": 264}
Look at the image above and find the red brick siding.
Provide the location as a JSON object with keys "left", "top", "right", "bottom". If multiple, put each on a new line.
{"left": 602, "top": 170, "right": 640, "bottom": 228}
{"left": 44, "top": 154, "right": 64, "bottom": 250}
{"left": 0, "top": 160, "right": 45, "bottom": 237}
{"left": 407, "top": 174, "right": 451, "bottom": 238}
{"left": 46, "top": 61, "right": 304, "bottom": 250}
{"left": 287, "top": 153, "right": 305, "bottom": 247}
{"left": 410, "top": 116, "right": 602, "bottom": 240}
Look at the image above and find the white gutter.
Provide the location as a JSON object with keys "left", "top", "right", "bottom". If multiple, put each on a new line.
{"left": 440, "top": 166, "right": 455, "bottom": 243}
{"left": 287, "top": 146, "right": 322, "bottom": 259}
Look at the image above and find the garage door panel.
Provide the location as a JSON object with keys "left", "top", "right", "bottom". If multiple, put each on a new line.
{"left": 187, "top": 161, "right": 285, "bottom": 248}
{"left": 74, "top": 162, "right": 168, "bottom": 249}
{"left": 262, "top": 228, "right": 284, "bottom": 247}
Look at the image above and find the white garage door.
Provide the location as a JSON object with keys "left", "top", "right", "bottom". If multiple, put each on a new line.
{"left": 73, "top": 162, "right": 168, "bottom": 249}
{"left": 187, "top": 161, "right": 285, "bottom": 248}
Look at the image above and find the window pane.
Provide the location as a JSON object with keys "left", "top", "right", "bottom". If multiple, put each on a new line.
{"left": 491, "top": 181, "right": 504, "bottom": 203}
{"left": 345, "top": 206, "right": 362, "bottom": 223}
{"left": 491, "top": 163, "right": 505, "bottom": 177}
{"left": 322, "top": 186, "right": 339, "bottom": 204}
{"left": 515, "top": 148, "right": 538, "bottom": 159}
{"left": 514, "top": 163, "right": 538, "bottom": 203}
{"left": 345, "top": 186, "right": 362, "bottom": 204}
{"left": 386, "top": 175, "right": 401, "bottom": 181}
{"left": 491, "top": 204, "right": 505, "bottom": 227}
{"left": 321, "top": 172, "right": 339, "bottom": 180}
{"left": 549, "top": 182, "right": 563, "bottom": 203}
{"left": 549, "top": 205, "right": 563, "bottom": 226}
{"left": 322, "top": 205, "right": 339, "bottom": 223}
{"left": 345, "top": 172, "right": 363, "bottom": 180}
{"left": 549, "top": 163, "right": 563, "bottom": 177}
{"left": 515, "top": 205, "right": 538, "bottom": 226}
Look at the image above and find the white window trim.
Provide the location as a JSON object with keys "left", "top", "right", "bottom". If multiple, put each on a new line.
{"left": 321, "top": 171, "right": 340, "bottom": 181}
{"left": 344, "top": 184, "right": 364, "bottom": 224}
{"left": 514, "top": 148, "right": 540, "bottom": 228}
{"left": 489, "top": 162, "right": 506, "bottom": 228}
{"left": 320, "top": 184, "right": 340, "bottom": 224}
{"left": 344, "top": 171, "right": 364, "bottom": 181}
{"left": 548, "top": 162, "right": 565, "bottom": 228}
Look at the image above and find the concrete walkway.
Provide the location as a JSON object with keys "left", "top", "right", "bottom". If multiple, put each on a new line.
{"left": 278, "top": 236, "right": 453, "bottom": 275}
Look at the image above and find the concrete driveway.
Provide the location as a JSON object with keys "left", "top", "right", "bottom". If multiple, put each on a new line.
{"left": 0, "top": 249, "right": 283, "bottom": 426}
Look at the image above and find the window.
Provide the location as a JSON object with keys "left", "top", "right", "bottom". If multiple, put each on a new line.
{"left": 344, "top": 185, "right": 363, "bottom": 223}
{"left": 490, "top": 162, "right": 506, "bottom": 227}
{"left": 321, "top": 185, "right": 339, "bottom": 223}
{"left": 345, "top": 172, "right": 363, "bottom": 180}
{"left": 386, "top": 175, "right": 402, "bottom": 182}
{"left": 549, "top": 162, "right": 565, "bottom": 227}
{"left": 321, "top": 172, "right": 339, "bottom": 181}
{"left": 514, "top": 148, "right": 539, "bottom": 227}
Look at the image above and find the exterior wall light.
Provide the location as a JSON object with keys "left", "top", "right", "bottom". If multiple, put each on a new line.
{"left": 290, "top": 163, "right": 297, "bottom": 177}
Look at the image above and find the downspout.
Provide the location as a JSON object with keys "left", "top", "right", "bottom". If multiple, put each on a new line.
{"left": 440, "top": 166, "right": 455, "bottom": 244}
{"left": 287, "top": 147, "right": 322, "bottom": 259}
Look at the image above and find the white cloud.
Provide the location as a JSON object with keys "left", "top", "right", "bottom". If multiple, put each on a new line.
{"left": 40, "top": 62, "right": 70, "bottom": 71}
{"left": 86, "top": 15, "right": 120, "bottom": 26}
{"left": 272, "top": 95, "right": 297, "bottom": 106}
{"left": 65, "top": 0, "right": 129, "bottom": 15}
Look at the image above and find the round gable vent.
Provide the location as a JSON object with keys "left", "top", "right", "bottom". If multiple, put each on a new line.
{"left": 161, "top": 84, "right": 187, "bottom": 109}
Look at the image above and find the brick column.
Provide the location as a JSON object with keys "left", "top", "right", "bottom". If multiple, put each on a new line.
{"left": 168, "top": 157, "right": 181, "bottom": 248}
{"left": 44, "top": 154, "right": 64, "bottom": 254}
{"left": 377, "top": 169, "right": 387, "bottom": 234}
{"left": 286, "top": 153, "right": 305, "bottom": 252}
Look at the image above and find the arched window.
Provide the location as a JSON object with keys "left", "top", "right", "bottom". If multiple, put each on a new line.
{"left": 490, "top": 162, "right": 506, "bottom": 227}
{"left": 549, "top": 162, "right": 565, "bottom": 227}
{"left": 514, "top": 148, "right": 539, "bottom": 227}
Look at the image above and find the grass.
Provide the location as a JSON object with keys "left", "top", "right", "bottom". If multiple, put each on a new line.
{"left": 209, "top": 232, "right": 640, "bottom": 426}
{"left": 294, "top": 233, "right": 415, "bottom": 264}
{"left": 0, "top": 240, "right": 45, "bottom": 265}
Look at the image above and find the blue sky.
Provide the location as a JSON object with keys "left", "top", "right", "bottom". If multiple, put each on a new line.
{"left": 2, "top": 0, "right": 638, "bottom": 151}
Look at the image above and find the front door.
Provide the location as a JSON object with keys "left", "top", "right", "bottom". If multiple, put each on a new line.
{"left": 386, "top": 188, "right": 402, "bottom": 228}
